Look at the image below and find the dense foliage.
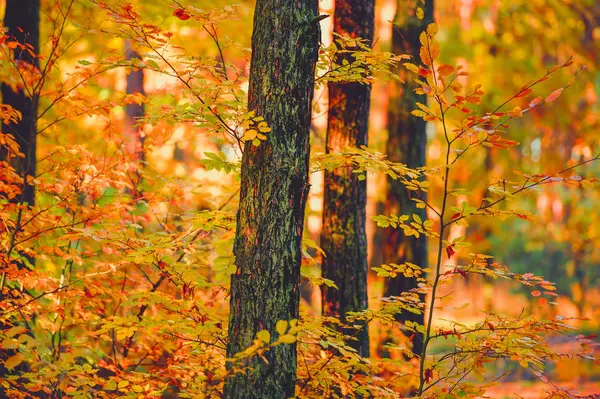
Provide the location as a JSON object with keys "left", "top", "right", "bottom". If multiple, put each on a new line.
{"left": 1, "top": 0, "right": 599, "bottom": 398}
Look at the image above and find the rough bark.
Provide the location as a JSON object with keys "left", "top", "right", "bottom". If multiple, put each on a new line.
{"left": 124, "top": 40, "right": 145, "bottom": 161}
{"left": 1, "top": 0, "right": 40, "bottom": 206}
{"left": 224, "top": 1, "right": 320, "bottom": 398}
{"left": 321, "top": 0, "right": 374, "bottom": 358}
{"left": 383, "top": 0, "right": 433, "bottom": 357}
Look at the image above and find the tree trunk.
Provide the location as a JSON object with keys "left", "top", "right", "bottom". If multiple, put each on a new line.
{"left": 0, "top": 0, "right": 39, "bottom": 388}
{"left": 124, "top": 40, "right": 145, "bottom": 162}
{"left": 321, "top": 0, "right": 374, "bottom": 358}
{"left": 383, "top": 0, "right": 433, "bottom": 358}
{"left": 224, "top": 1, "right": 320, "bottom": 398}
{"left": 1, "top": 0, "right": 40, "bottom": 206}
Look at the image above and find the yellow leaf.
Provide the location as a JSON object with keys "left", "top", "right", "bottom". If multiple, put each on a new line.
{"left": 257, "top": 330, "right": 270, "bottom": 343}
{"left": 430, "top": 42, "right": 440, "bottom": 61}
{"left": 243, "top": 129, "right": 257, "bottom": 141}
{"left": 118, "top": 380, "right": 130, "bottom": 389}
{"left": 404, "top": 62, "right": 420, "bottom": 73}
{"left": 279, "top": 334, "right": 296, "bottom": 344}
{"left": 416, "top": 7, "right": 424, "bottom": 20}
{"left": 276, "top": 320, "right": 288, "bottom": 336}
{"left": 132, "top": 385, "right": 144, "bottom": 393}
{"left": 257, "top": 121, "right": 271, "bottom": 133}
{"left": 4, "top": 353, "right": 24, "bottom": 369}
{"left": 427, "top": 23, "right": 438, "bottom": 36}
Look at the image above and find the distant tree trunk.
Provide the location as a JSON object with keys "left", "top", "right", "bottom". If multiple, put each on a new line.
{"left": 383, "top": 0, "right": 433, "bottom": 358}
{"left": 321, "top": 0, "right": 374, "bottom": 358}
{"left": 1, "top": 0, "right": 40, "bottom": 206}
{"left": 224, "top": 0, "right": 320, "bottom": 398}
{"left": 124, "top": 40, "right": 145, "bottom": 162}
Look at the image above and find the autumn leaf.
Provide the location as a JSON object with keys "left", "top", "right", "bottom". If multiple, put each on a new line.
{"left": 437, "top": 64, "right": 455, "bottom": 76}
{"left": 545, "top": 88, "right": 563, "bottom": 103}
{"left": 515, "top": 87, "right": 533, "bottom": 98}
{"left": 424, "top": 368, "right": 433, "bottom": 383}
{"left": 4, "top": 353, "right": 24, "bottom": 369}
{"left": 416, "top": 7, "right": 424, "bottom": 20}
{"left": 173, "top": 8, "right": 191, "bottom": 20}
{"left": 446, "top": 244, "right": 456, "bottom": 258}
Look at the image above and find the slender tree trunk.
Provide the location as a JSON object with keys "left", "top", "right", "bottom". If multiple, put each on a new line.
{"left": 321, "top": 0, "right": 374, "bottom": 358}
{"left": 383, "top": 0, "right": 433, "bottom": 358}
{"left": 224, "top": 1, "right": 320, "bottom": 398}
{"left": 1, "top": 0, "right": 40, "bottom": 206}
{"left": 124, "top": 40, "right": 145, "bottom": 162}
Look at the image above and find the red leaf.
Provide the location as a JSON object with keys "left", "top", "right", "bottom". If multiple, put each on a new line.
{"left": 173, "top": 8, "right": 191, "bottom": 20}
{"left": 451, "top": 213, "right": 461, "bottom": 220}
{"left": 583, "top": 334, "right": 598, "bottom": 340}
{"left": 487, "top": 322, "right": 495, "bottom": 331}
{"left": 424, "top": 368, "right": 433, "bottom": 383}
{"left": 446, "top": 244, "right": 456, "bottom": 258}
{"left": 418, "top": 67, "right": 431, "bottom": 77}
{"left": 454, "top": 268, "right": 467, "bottom": 279}
{"left": 531, "top": 290, "right": 541, "bottom": 297}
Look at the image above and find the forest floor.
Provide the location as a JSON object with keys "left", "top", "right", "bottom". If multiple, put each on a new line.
{"left": 484, "top": 381, "right": 600, "bottom": 398}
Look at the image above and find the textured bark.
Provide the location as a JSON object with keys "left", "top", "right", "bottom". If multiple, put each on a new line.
{"left": 383, "top": 0, "right": 433, "bottom": 357}
{"left": 224, "top": 1, "right": 320, "bottom": 398}
{"left": 321, "top": 0, "right": 374, "bottom": 358}
{"left": 1, "top": 0, "right": 40, "bottom": 206}
{"left": 124, "top": 40, "right": 145, "bottom": 161}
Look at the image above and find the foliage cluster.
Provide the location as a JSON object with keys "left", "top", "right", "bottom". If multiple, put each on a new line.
{"left": 0, "top": 1, "right": 598, "bottom": 398}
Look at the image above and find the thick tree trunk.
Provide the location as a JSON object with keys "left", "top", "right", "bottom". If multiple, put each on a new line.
{"left": 321, "top": 0, "right": 374, "bottom": 358}
{"left": 224, "top": 1, "right": 320, "bottom": 398}
{"left": 124, "top": 40, "right": 145, "bottom": 161}
{"left": 383, "top": 0, "right": 433, "bottom": 358}
{"left": 1, "top": 0, "right": 40, "bottom": 206}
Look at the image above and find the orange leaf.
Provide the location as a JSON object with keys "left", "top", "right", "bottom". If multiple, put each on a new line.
{"left": 515, "top": 87, "right": 533, "bottom": 98}
{"left": 545, "top": 88, "right": 563, "bottom": 103}
{"left": 437, "top": 64, "right": 455, "bottom": 76}
{"left": 531, "top": 290, "right": 541, "bottom": 297}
